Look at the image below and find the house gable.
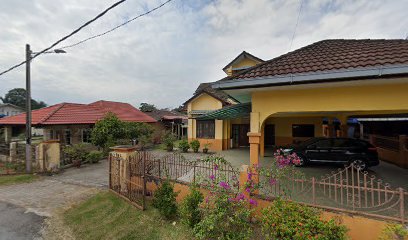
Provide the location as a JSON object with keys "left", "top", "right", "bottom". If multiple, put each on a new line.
{"left": 222, "top": 51, "right": 264, "bottom": 76}
{"left": 188, "top": 93, "right": 223, "bottom": 113}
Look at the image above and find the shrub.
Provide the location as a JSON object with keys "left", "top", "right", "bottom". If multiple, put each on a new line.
{"left": 180, "top": 184, "right": 204, "bottom": 228}
{"left": 162, "top": 131, "right": 177, "bottom": 152}
{"left": 190, "top": 139, "right": 200, "bottom": 153}
{"left": 261, "top": 199, "right": 348, "bottom": 240}
{"left": 63, "top": 143, "right": 92, "bottom": 163}
{"left": 379, "top": 223, "right": 408, "bottom": 240}
{"left": 178, "top": 139, "right": 190, "bottom": 153}
{"left": 86, "top": 150, "right": 104, "bottom": 164}
{"left": 152, "top": 179, "right": 178, "bottom": 219}
{"left": 194, "top": 158, "right": 253, "bottom": 240}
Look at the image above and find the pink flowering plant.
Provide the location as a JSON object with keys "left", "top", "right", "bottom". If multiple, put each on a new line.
{"left": 194, "top": 156, "right": 255, "bottom": 240}
{"left": 257, "top": 149, "right": 304, "bottom": 199}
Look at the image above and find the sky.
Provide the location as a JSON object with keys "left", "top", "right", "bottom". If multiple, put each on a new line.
{"left": 0, "top": 0, "right": 407, "bottom": 109}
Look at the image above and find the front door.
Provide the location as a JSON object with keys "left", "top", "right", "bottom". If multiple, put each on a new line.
{"left": 232, "top": 124, "right": 250, "bottom": 147}
{"left": 264, "top": 124, "right": 275, "bottom": 146}
{"left": 239, "top": 124, "right": 250, "bottom": 147}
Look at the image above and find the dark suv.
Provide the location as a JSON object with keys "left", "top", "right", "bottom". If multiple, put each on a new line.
{"left": 284, "top": 137, "right": 379, "bottom": 170}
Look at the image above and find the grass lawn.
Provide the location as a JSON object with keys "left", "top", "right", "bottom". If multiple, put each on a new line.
{"left": 64, "top": 191, "right": 194, "bottom": 240}
{"left": 0, "top": 174, "right": 40, "bottom": 186}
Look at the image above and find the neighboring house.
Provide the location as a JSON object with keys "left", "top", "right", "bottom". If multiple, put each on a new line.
{"left": 185, "top": 39, "right": 408, "bottom": 166}
{"left": 184, "top": 51, "right": 262, "bottom": 151}
{"left": 144, "top": 109, "right": 188, "bottom": 139}
{"left": 0, "top": 100, "right": 156, "bottom": 144}
{"left": 0, "top": 103, "right": 24, "bottom": 118}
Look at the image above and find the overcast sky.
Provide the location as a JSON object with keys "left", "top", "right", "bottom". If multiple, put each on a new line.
{"left": 0, "top": 0, "right": 407, "bottom": 109}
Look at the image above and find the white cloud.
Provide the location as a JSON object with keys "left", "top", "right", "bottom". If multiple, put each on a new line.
{"left": 0, "top": 0, "right": 407, "bottom": 109}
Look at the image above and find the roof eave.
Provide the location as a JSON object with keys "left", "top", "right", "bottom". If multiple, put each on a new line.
{"left": 213, "top": 65, "right": 408, "bottom": 90}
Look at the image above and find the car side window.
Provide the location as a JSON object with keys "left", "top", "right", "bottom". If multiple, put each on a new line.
{"left": 310, "top": 139, "right": 331, "bottom": 149}
{"left": 332, "top": 139, "right": 350, "bottom": 148}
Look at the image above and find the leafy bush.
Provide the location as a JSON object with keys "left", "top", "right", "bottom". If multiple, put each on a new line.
{"left": 261, "top": 199, "right": 348, "bottom": 240}
{"left": 190, "top": 139, "right": 200, "bottom": 153}
{"left": 194, "top": 157, "right": 253, "bottom": 240}
{"left": 63, "top": 143, "right": 92, "bottom": 163}
{"left": 178, "top": 139, "right": 190, "bottom": 153}
{"left": 86, "top": 150, "right": 104, "bottom": 164}
{"left": 379, "top": 223, "right": 408, "bottom": 240}
{"left": 162, "top": 131, "right": 177, "bottom": 152}
{"left": 91, "top": 113, "right": 153, "bottom": 151}
{"left": 152, "top": 179, "right": 178, "bottom": 219}
{"left": 180, "top": 184, "right": 204, "bottom": 228}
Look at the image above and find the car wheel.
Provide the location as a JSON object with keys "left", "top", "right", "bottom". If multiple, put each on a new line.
{"left": 294, "top": 155, "right": 307, "bottom": 167}
{"left": 350, "top": 159, "right": 367, "bottom": 171}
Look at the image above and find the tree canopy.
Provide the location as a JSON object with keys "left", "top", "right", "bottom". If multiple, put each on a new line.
{"left": 0, "top": 88, "right": 47, "bottom": 110}
{"left": 91, "top": 112, "right": 153, "bottom": 150}
{"left": 139, "top": 102, "right": 157, "bottom": 112}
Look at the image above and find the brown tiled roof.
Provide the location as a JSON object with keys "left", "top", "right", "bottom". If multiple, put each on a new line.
{"left": 145, "top": 109, "right": 187, "bottom": 121}
{"left": 0, "top": 100, "right": 156, "bottom": 125}
{"left": 194, "top": 83, "right": 234, "bottom": 103}
{"left": 223, "top": 39, "right": 408, "bottom": 81}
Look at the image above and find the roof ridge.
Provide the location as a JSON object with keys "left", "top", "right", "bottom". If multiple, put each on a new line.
{"left": 39, "top": 103, "right": 66, "bottom": 124}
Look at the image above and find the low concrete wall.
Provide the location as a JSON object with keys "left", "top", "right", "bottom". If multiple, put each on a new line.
{"left": 169, "top": 182, "right": 394, "bottom": 240}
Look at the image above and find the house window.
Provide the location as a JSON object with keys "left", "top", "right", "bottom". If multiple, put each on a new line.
{"left": 47, "top": 129, "right": 55, "bottom": 140}
{"left": 82, "top": 129, "right": 92, "bottom": 143}
{"left": 292, "top": 124, "right": 315, "bottom": 137}
{"left": 64, "top": 129, "right": 72, "bottom": 145}
{"left": 196, "top": 120, "right": 215, "bottom": 139}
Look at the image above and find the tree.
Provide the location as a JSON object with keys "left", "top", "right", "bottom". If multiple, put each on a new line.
{"left": 0, "top": 88, "right": 47, "bottom": 110}
{"left": 91, "top": 112, "right": 154, "bottom": 150}
{"left": 139, "top": 103, "right": 157, "bottom": 112}
{"left": 172, "top": 105, "right": 186, "bottom": 113}
{"left": 91, "top": 113, "right": 124, "bottom": 150}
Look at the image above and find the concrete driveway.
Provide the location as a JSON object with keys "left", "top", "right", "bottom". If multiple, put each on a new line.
{"left": 0, "top": 160, "right": 108, "bottom": 240}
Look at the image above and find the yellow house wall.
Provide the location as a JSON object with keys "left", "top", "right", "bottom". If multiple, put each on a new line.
{"left": 187, "top": 93, "right": 225, "bottom": 152}
{"left": 265, "top": 117, "right": 324, "bottom": 146}
{"left": 251, "top": 81, "right": 408, "bottom": 132}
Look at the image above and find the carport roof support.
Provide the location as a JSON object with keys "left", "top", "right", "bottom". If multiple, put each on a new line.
{"left": 196, "top": 102, "right": 251, "bottom": 120}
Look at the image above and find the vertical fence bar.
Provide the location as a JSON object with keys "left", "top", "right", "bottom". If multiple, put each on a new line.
{"left": 142, "top": 151, "right": 146, "bottom": 210}
{"left": 340, "top": 171, "right": 343, "bottom": 205}
{"left": 371, "top": 177, "right": 375, "bottom": 207}
{"left": 351, "top": 164, "right": 355, "bottom": 210}
{"left": 364, "top": 173, "right": 368, "bottom": 208}
{"left": 357, "top": 169, "right": 361, "bottom": 208}
{"left": 399, "top": 188, "right": 405, "bottom": 224}
{"left": 312, "top": 177, "right": 316, "bottom": 205}
{"left": 108, "top": 154, "right": 112, "bottom": 189}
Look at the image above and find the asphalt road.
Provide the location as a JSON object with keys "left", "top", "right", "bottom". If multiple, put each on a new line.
{"left": 0, "top": 202, "right": 45, "bottom": 240}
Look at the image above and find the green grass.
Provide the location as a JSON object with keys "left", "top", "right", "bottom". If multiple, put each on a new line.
{"left": 64, "top": 191, "right": 194, "bottom": 240}
{"left": 0, "top": 174, "right": 40, "bottom": 186}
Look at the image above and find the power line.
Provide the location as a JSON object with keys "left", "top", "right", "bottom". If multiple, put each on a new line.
{"left": 60, "top": 0, "right": 173, "bottom": 50}
{"left": 0, "top": 0, "right": 127, "bottom": 77}
{"left": 288, "top": 0, "right": 304, "bottom": 52}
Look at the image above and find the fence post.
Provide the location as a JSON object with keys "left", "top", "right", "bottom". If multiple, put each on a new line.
{"left": 399, "top": 188, "right": 405, "bottom": 224}
{"left": 312, "top": 177, "right": 316, "bottom": 205}
{"left": 193, "top": 162, "right": 196, "bottom": 184}
{"left": 108, "top": 154, "right": 112, "bottom": 189}
{"left": 142, "top": 151, "right": 146, "bottom": 210}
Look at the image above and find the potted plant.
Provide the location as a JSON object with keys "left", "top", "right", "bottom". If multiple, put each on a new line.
{"left": 178, "top": 139, "right": 190, "bottom": 153}
{"left": 190, "top": 139, "right": 200, "bottom": 153}
{"left": 203, "top": 142, "right": 211, "bottom": 154}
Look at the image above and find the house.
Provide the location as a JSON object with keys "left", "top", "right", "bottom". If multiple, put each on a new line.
{"left": 144, "top": 109, "right": 188, "bottom": 139}
{"left": 184, "top": 51, "right": 264, "bottom": 151}
{"left": 185, "top": 39, "right": 408, "bottom": 167}
{"left": 0, "top": 100, "right": 156, "bottom": 144}
{"left": 0, "top": 103, "right": 24, "bottom": 118}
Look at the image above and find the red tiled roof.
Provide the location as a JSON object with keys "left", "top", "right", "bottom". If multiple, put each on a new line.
{"left": 224, "top": 39, "right": 408, "bottom": 81}
{"left": 0, "top": 100, "right": 156, "bottom": 125}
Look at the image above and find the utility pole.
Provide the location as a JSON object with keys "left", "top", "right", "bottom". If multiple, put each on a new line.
{"left": 25, "top": 44, "right": 32, "bottom": 173}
